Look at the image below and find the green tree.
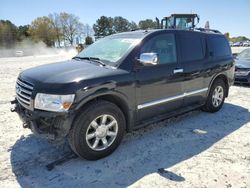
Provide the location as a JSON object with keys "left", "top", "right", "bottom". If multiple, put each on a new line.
{"left": 93, "top": 16, "right": 114, "bottom": 38}
{"left": 0, "top": 20, "right": 17, "bottom": 48}
{"left": 17, "top": 25, "right": 30, "bottom": 41}
{"left": 138, "top": 19, "right": 157, "bottom": 30}
{"left": 113, "top": 16, "right": 130, "bottom": 33}
{"left": 59, "top": 12, "right": 84, "bottom": 46}
{"left": 85, "top": 36, "right": 93, "bottom": 45}
{"left": 129, "top": 21, "right": 138, "bottom": 31}
{"left": 29, "top": 16, "right": 57, "bottom": 46}
{"left": 224, "top": 32, "right": 230, "bottom": 40}
{"left": 230, "top": 36, "right": 250, "bottom": 43}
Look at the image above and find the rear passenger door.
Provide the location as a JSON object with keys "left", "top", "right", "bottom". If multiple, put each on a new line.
{"left": 204, "top": 35, "right": 233, "bottom": 87}
{"left": 177, "top": 31, "right": 208, "bottom": 107}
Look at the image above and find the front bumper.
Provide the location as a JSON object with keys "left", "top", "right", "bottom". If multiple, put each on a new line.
{"left": 234, "top": 72, "right": 250, "bottom": 83}
{"left": 11, "top": 99, "right": 74, "bottom": 142}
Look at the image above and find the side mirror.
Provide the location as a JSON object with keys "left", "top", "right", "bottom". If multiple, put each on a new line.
{"left": 138, "top": 53, "right": 159, "bottom": 66}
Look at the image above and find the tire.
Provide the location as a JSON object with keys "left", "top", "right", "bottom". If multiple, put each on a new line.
{"left": 68, "top": 100, "right": 126, "bottom": 160}
{"left": 202, "top": 79, "right": 226, "bottom": 113}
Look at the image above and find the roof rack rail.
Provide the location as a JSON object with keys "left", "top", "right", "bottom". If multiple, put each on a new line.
{"left": 194, "top": 27, "right": 221, "bottom": 34}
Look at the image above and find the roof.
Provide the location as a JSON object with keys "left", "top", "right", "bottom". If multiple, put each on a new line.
{"left": 163, "top": 13, "right": 198, "bottom": 18}
{"left": 110, "top": 30, "right": 156, "bottom": 39}
{"left": 108, "top": 28, "right": 223, "bottom": 39}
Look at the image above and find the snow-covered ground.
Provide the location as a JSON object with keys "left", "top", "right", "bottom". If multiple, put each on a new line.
{"left": 0, "top": 53, "right": 250, "bottom": 188}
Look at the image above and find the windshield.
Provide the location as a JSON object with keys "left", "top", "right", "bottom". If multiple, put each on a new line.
{"left": 176, "top": 17, "right": 193, "bottom": 29}
{"left": 237, "top": 48, "right": 250, "bottom": 60}
{"left": 77, "top": 37, "right": 141, "bottom": 66}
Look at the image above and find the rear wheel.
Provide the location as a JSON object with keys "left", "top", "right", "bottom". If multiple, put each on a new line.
{"left": 202, "top": 79, "right": 226, "bottom": 113}
{"left": 68, "top": 100, "right": 125, "bottom": 160}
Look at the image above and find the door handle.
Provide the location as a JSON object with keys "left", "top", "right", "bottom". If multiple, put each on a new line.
{"left": 173, "top": 68, "right": 184, "bottom": 74}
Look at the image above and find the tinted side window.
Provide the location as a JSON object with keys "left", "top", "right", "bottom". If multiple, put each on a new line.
{"left": 208, "top": 36, "right": 231, "bottom": 57}
{"left": 179, "top": 32, "right": 204, "bottom": 62}
{"left": 141, "top": 33, "right": 177, "bottom": 64}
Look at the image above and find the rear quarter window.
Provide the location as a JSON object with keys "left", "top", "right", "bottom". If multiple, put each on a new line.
{"left": 179, "top": 32, "right": 205, "bottom": 62}
{"left": 208, "top": 36, "right": 231, "bottom": 57}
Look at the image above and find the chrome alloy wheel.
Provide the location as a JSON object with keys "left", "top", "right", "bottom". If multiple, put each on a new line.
{"left": 86, "top": 114, "right": 118, "bottom": 151}
{"left": 212, "top": 86, "right": 224, "bottom": 107}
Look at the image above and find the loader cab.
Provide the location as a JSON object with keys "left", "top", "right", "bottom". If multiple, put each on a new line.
{"left": 161, "top": 14, "right": 199, "bottom": 30}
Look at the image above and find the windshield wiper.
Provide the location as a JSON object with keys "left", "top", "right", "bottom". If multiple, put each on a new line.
{"left": 72, "top": 56, "right": 106, "bottom": 66}
{"left": 72, "top": 56, "right": 83, "bottom": 61}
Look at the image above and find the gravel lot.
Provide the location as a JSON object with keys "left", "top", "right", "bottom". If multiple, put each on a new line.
{"left": 0, "top": 53, "right": 250, "bottom": 188}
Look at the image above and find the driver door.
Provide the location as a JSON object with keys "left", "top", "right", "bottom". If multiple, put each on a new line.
{"left": 135, "top": 32, "right": 184, "bottom": 122}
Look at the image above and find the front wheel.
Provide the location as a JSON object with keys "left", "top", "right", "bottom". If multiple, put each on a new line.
{"left": 202, "top": 79, "right": 226, "bottom": 113}
{"left": 68, "top": 100, "right": 125, "bottom": 160}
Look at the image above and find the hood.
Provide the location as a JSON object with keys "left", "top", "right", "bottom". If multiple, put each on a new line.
{"left": 20, "top": 59, "right": 120, "bottom": 84}
{"left": 235, "top": 59, "right": 250, "bottom": 69}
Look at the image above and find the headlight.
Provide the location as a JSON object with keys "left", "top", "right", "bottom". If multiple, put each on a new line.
{"left": 34, "top": 93, "right": 75, "bottom": 112}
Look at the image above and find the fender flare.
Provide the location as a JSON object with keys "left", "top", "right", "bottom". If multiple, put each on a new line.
{"left": 72, "top": 87, "right": 134, "bottom": 132}
{"left": 207, "top": 73, "right": 229, "bottom": 97}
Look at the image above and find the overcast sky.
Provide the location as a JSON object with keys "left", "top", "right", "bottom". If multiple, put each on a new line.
{"left": 1, "top": 0, "right": 250, "bottom": 38}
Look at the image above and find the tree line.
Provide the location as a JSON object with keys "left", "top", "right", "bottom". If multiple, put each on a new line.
{"left": 0, "top": 20, "right": 30, "bottom": 48}
{"left": 1, "top": 13, "right": 249, "bottom": 49}
{"left": 224, "top": 32, "right": 249, "bottom": 43}
{"left": 93, "top": 16, "right": 157, "bottom": 38}
{"left": 0, "top": 13, "right": 158, "bottom": 48}
{"left": 0, "top": 12, "right": 89, "bottom": 48}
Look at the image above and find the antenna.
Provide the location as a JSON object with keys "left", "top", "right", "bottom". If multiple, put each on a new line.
{"left": 205, "top": 21, "right": 210, "bottom": 30}
{"left": 156, "top": 17, "right": 160, "bottom": 29}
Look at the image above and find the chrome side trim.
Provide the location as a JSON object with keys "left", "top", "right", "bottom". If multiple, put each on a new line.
{"left": 184, "top": 88, "right": 208, "bottom": 97}
{"left": 137, "top": 88, "right": 208, "bottom": 110}
{"left": 138, "top": 93, "right": 184, "bottom": 110}
{"left": 173, "top": 68, "right": 184, "bottom": 74}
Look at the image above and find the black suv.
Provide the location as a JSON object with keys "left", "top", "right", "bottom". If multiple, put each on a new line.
{"left": 12, "top": 29, "right": 235, "bottom": 160}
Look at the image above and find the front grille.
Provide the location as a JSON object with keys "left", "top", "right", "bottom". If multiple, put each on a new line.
{"left": 16, "top": 78, "right": 34, "bottom": 108}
